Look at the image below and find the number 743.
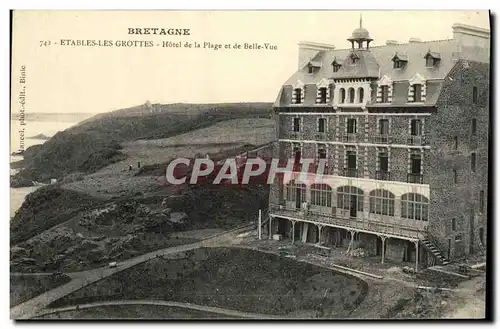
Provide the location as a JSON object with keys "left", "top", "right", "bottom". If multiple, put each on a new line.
{"left": 39, "top": 40, "right": 51, "bottom": 47}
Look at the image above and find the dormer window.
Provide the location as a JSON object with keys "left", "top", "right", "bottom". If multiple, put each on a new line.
{"left": 408, "top": 74, "right": 426, "bottom": 103}
{"left": 413, "top": 84, "right": 422, "bottom": 102}
{"left": 349, "top": 53, "right": 360, "bottom": 65}
{"left": 331, "top": 59, "right": 342, "bottom": 73}
{"left": 392, "top": 53, "right": 408, "bottom": 69}
{"left": 293, "top": 88, "right": 302, "bottom": 104}
{"left": 292, "top": 80, "right": 305, "bottom": 104}
{"left": 424, "top": 51, "right": 441, "bottom": 68}
{"left": 377, "top": 75, "right": 393, "bottom": 104}
{"left": 307, "top": 60, "right": 321, "bottom": 74}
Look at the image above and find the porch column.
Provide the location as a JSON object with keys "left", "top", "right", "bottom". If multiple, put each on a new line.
{"left": 414, "top": 240, "right": 419, "bottom": 273}
{"left": 269, "top": 216, "right": 273, "bottom": 239}
{"left": 291, "top": 220, "right": 296, "bottom": 244}
{"left": 347, "top": 230, "right": 356, "bottom": 253}
{"left": 317, "top": 225, "right": 323, "bottom": 245}
{"left": 381, "top": 236, "right": 387, "bottom": 264}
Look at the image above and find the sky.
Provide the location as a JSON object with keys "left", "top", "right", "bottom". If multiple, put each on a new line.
{"left": 11, "top": 10, "right": 490, "bottom": 114}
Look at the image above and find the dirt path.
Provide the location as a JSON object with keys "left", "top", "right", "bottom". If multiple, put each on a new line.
{"left": 35, "top": 299, "right": 281, "bottom": 319}
{"left": 10, "top": 225, "right": 252, "bottom": 319}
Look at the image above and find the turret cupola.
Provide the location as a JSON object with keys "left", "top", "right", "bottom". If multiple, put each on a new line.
{"left": 347, "top": 14, "right": 373, "bottom": 50}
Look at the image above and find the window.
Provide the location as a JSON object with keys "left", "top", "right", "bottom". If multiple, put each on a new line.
{"left": 451, "top": 218, "right": 456, "bottom": 231}
{"left": 479, "top": 190, "right": 485, "bottom": 213}
{"left": 410, "top": 119, "right": 422, "bottom": 136}
{"left": 358, "top": 88, "right": 364, "bottom": 103}
{"left": 453, "top": 169, "right": 457, "bottom": 183}
{"left": 369, "top": 189, "right": 395, "bottom": 216}
{"left": 318, "top": 87, "right": 327, "bottom": 104}
{"left": 285, "top": 180, "right": 306, "bottom": 202}
{"left": 454, "top": 136, "right": 458, "bottom": 150}
{"left": 350, "top": 54, "right": 359, "bottom": 65}
{"left": 410, "top": 153, "right": 421, "bottom": 174}
{"left": 394, "top": 60, "right": 404, "bottom": 69}
{"left": 333, "top": 64, "right": 341, "bottom": 73}
{"left": 292, "top": 143, "right": 301, "bottom": 163}
{"left": 340, "top": 88, "right": 346, "bottom": 103}
{"left": 379, "top": 151, "right": 389, "bottom": 172}
{"left": 308, "top": 65, "right": 314, "bottom": 74}
{"left": 472, "top": 119, "right": 477, "bottom": 135}
{"left": 317, "top": 144, "right": 327, "bottom": 161}
{"left": 381, "top": 85, "right": 389, "bottom": 103}
{"left": 347, "top": 118, "right": 357, "bottom": 134}
{"left": 455, "top": 234, "right": 462, "bottom": 242}
{"left": 401, "top": 193, "right": 429, "bottom": 221}
{"left": 379, "top": 119, "right": 389, "bottom": 135}
{"left": 293, "top": 117, "right": 301, "bottom": 132}
{"left": 413, "top": 84, "right": 422, "bottom": 102}
{"left": 311, "top": 184, "right": 332, "bottom": 207}
{"left": 348, "top": 88, "right": 355, "bottom": 103}
{"left": 318, "top": 118, "right": 326, "bottom": 133}
{"left": 473, "top": 86, "right": 478, "bottom": 104}
{"left": 471, "top": 152, "right": 476, "bottom": 172}
{"left": 293, "top": 88, "right": 302, "bottom": 104}
{"left": 426, "top": 57, "right": 434, "bottom": 67}
{"left": 337, "top": 186, "right": 364, "bottom": 211}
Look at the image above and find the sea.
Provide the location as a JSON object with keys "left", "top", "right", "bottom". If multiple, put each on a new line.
{"left": 10, "top": 119, "right": 78, "bottom": 218}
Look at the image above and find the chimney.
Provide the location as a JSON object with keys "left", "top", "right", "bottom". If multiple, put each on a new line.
{"left": 409, "top": 38, "right": 422, "bottom": 43}
{"left": 297, "top": 41, "right": 335, "bottom": 69}
{"left": 386, "top": 40, "right": 398, "bottom": 45}
{"left": 452, "top": 23, "right": 490, "bottom": 51}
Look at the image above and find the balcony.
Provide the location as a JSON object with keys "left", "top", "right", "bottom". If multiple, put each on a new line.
{"left": 407, "top": 135, "right": 425, "bottom": 146}
{"left": 341, "top": 133, "right": 357, "bottom": 143}
{"left": 370, "top": 135, "right": 393, "bottom": 144}
{"left": 268, "top": 203, "right": 425, "bottom": 240}
{"left": 407, "top": 173, "right": 424, "bottom": 184}
{"left": 375, "top": 170, "right": 391, "bottom": 181}
{"left": 342, "top": 168, "right": 359, "bottom": 178}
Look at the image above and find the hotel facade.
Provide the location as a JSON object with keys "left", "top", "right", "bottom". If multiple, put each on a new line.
{"left": 268, "top": 19, "right": 490, "bottom": 270}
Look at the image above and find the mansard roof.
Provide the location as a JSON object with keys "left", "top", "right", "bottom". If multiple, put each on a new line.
{"left": 331, "top": 49, "right": 380, "bottom": 79}
{"left": 283, "top": 39, "right": 469, "bottom": 87}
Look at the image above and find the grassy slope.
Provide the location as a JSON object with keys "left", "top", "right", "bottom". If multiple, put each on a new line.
{"left": 10, "top": 274, "right": 71, "bottom": 307}
{"left": 50, "top": 247, "right": 368, "bottom": 318}
{"left": 14, "top": 102, "right": 272, "bottom": 182}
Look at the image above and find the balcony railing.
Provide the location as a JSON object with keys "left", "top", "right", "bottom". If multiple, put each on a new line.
{"left": 370, "top": 135, "right": 393, "bottom": 144}
{"left": 407, "top": 173, "right": 424, "bottom": 184}
{"left": 290, "top": 132, "right": 303, "bottom": 140}
{"left": 342, "top": 168, "right": 359, "bottom": 178}
{"left": 407, "top": 135, "right": 424, "bottom": 146}
{"left": 268, "top": 203, "right": 425, "bottom": 240}
{"left": 375, "top": 170, "right": 391, "bottom": 181}
{"left": 342, "top": 133, "right": 357, "bottom": 143}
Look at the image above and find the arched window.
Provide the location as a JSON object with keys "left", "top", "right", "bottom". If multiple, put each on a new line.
{"left": 369, "top": 189, "right": 395, "bottom": 216}
{"left": 358, "top": 87, "right": 364, "bottom": 103}
{"left": 401, "top": 193, "right": 429, "bottom": 221}
{"left": 348, "top": 88, "right": 355, "bottom": 103}
{"left": 285, "top": 180, "right": 306, "bottom": 202}
{"left": 311, "top": 184, "right": 332, "bottom": 207}
{"left": 337, "top": 186, "right": 364, "bottom": 211}
{"left": 340, "top": 88, "right": 346, "bottom": 103}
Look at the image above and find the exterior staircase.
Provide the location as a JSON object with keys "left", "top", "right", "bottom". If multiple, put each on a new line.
{"left": 421, "top": 238, "right": 450, "bottom": 265}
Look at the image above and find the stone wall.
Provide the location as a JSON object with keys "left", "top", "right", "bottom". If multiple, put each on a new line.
{"left": 427, "top": 60, "right": 489, "bottom": 260}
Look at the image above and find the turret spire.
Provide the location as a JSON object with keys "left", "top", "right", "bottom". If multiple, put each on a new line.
{"left": 360, "top": 14, "right": 363, "bottom": 28}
